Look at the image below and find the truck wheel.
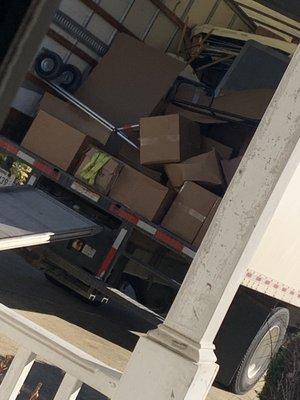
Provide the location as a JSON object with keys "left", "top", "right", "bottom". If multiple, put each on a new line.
{"left": 231, "top": 307, "right": 289, "bottom": 395}
{"left": 59, "top": 64, "right": 82, "bottom": 92}
{"left": 35, "top": 51, "right": 63, "bottom": 80}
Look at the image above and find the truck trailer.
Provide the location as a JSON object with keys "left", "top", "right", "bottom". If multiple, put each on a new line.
{"left": 0, "top": 0, "right": 299, "bottom": 396}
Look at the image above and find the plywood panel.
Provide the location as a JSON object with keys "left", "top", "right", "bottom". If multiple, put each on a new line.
{"left": 145, "top": 14, "right": 175, "bottom": 50}
{"left": 209, "top": 1, "right": 236, "bottom": 27}
{"left": 187, "top": 0, "right": 219, "bottom": 26}
{"left": 164, "top": 0, "right": 192, "bottom": 17}
{"left": 59, "top": 0, "right": 91, "bottom": 25}
{"left": 123, "top": 0, "right": 157, "bottom": 39}
{"left": 100, "top": 0, "right": 133, "bottom": 21}
{"left": 87, "top": 13, "right": 115, "bottom": 44}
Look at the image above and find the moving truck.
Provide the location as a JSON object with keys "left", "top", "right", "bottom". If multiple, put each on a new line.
{"left": 0, "top": 0, "right": 299, "bottom": 395}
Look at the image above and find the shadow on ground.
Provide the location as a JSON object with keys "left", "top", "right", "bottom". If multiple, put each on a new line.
{"left": 0, "top": 251, "right": 157, "bottom": 352}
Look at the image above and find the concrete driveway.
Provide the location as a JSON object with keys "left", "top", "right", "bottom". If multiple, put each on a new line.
{"left": 0, "top": 251, "right": 262, "bottom": 399}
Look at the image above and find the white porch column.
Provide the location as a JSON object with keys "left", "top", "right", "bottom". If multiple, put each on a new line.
{"left": 113, "top": 45, "right": 300, "bottom": 400}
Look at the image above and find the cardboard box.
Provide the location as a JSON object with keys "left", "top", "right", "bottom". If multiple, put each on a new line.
{"left": 164, "top": 150, "right": 224, "bottom": 190}
{"left": 193, "top": 198, "right": 221, "bottom": 248}
{"left": 22, "top": 110, "right": 86, "bottom": 171}
{"left": 202, "top": 136, "right": 233, "bottom": 160}
{"left": 162, "top": 182, "right": 220, "bottom": 243}
{"left": 77, "top": 33, "right": 185, "bottom": 126}
{"left": 221, "top": 156, "right": 243, "bottom": 185}
{"left": 140, "top": 114, "right": 201, "bottom": 165}
{"left": 40, "top": 93, "right": 110, "bottom": 145}
{"left": 117, "top": 142, "right": 163, "bottom": 182}
{"left": 110, "top": 165, "right": 171, "bottom": 221}
{"left": 75, "top": 147, "right": 122, "bottom": 195}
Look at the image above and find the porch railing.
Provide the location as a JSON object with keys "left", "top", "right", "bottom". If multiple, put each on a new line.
{"left": 0, "top": 303, "right": 122, "bottom": 399}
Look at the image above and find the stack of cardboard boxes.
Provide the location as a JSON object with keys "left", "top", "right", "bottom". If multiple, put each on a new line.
{"left": 21, "top": 32, "right": 247, "bottom": 249}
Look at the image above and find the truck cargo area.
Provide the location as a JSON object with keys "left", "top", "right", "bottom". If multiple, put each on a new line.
{"left": 0, "top": 0, "right": 299, "bottom": 398}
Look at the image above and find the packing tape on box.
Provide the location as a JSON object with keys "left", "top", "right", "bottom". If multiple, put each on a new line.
{"left": 178, "top": 202, "right": 206, "bottom": 223}
{"left": 189, "top": 208, "right": 206, "bottom": 222}
{"left": 140, "top": 135, "right": 179, "bottom": 145}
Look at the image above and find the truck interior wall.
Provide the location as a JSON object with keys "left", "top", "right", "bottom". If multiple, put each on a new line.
{"left": 37, "top": 0, "right": 250, "bottom": 74}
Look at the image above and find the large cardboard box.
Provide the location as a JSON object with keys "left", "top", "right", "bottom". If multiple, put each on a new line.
{"left": 22, "top": 110, "right": 86, "bottom": 171}
{"left": 140, "top": 114, "right": 201, "bottom": 165}
{"left": 77, "top": 33, "right": 185, "bottom": 126}
{"left": 162, "top": 182, "right": 220, "bottom": 243}
{"left": 202, "top": 136, "right": 233, "bottom": 160}
{"left": 109, "top": 166, "right": 171, "bottom": 221}
{"left": 164, "top": 150, "right": 224, "bottom": 190}
{"left": 193, "top": 198, "right": 221, "bottom": 248}
{"left": 74, "top": 147, "right": 122, "bottom": 195}
{"left": 40, "top": 93, "right": 110, "bottom": 145}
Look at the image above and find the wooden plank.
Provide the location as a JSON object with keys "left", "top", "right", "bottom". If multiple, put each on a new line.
{"left": 79, "top": 0, "right": 138, "bottom": 39}
{"left": 239, "top": 7, "right": 300, "bottom": 39}
{"left": 193, "top": 24, "right": 297, "bottom": 54}
{"left": 233, "top": 0, "right": 300, "bottom": 30}
{"left": 148, "top": 0, "right": 191, "bottom": 34}
{"left": 47, "top": 29, "right": 98, "bottom": 67}
{"left": 255, "top": 24, "right": 293, "bottom": 42}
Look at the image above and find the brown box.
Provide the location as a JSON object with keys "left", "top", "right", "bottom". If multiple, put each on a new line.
{"left": 77, "top": 33, "right": 185, "bottom": 126}
{"left": 162, "top": 182, "right": 220, "bottom": 243}
{"left": 117, "top": 142, "right": 163, "bottom": 182}
{"left": 202, "top": 136, "right": 233, "bottom": 160}
{"left": 164, "top": 150, "right": 224, "bottom": 190}
{"left": 22, "top": 110, "right": 86, "bottom": 171}
{"left": 221, "top": 156, "right": 243, "bottom": 185}
{"left": 140, "top": 114, "right": 201, "bottom": 165}
{"left": 109, "top": 165, "right": 171, "bottom": 221}
{"left": 40, "top": 93, "right": 110, "bottom": 145}
{"left": 75, "top": 147, "right": 122, "bottom": 195}
{"left": 193, "top": 198, "right": 221, "bottom": 248}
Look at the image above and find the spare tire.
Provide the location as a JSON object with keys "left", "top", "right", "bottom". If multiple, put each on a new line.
{"left": 35, "top": 50, "right": 63, "bottom": 80}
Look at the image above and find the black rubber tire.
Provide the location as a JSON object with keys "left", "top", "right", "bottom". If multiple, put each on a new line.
{"left": 231, "top": 307, "right": 289, "bottom": 395}
{"left": 34, "top": 51, "right": 63, "bottom": 80}
{"left": 59, "top": 64, "right": 82, "bottom": 92}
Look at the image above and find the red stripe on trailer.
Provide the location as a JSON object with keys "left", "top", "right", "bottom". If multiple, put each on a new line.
{"left": 155, "top": 230, "right": 184, "bottom": 252}
{"left": 96, "top": 248, "right": 117, "bottom": 278}
{"left": 109, "top": 204, "right": 139, "bottom": 225}
{"left": 95, "top": 229, "right": 128, "bottom": 278}
{"left": 33, "top": 161, "right": 59, "bottom": 180}
{"left": 0, "top": 138, "right": 18, "bottom": 154}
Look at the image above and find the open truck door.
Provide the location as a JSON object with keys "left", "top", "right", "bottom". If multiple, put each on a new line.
{"left": 0, "top": 186, "right": 100, "bottom": 251}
